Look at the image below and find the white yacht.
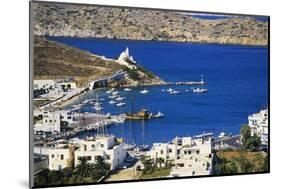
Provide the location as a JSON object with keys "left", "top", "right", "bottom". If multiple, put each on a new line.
{"left": 112, "top": 91, "right": 119, "bottom": 95}
{"left": 124, "top": 88, "right": 132, "bottom": 91}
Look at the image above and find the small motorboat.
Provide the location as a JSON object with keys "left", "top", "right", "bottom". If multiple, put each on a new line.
{"left": 116, "top": 102, "right": 126, "bottom": 107}
{"left": 169, "top": 90, "right": 180, "bottom": 94}
{"left": 112, "top": 91, "right": 119, "bottom": 95}
{"left": 153, "top": 111, "right": 164, "bottom": 118}
{"left": 140, "top": 89, "right": 149, "bottom": 94}
{"left": 167, "top": 88, "right": 173, "bottom": 92}
{"left": 109, "top": 100, "right": 116, "bottom": 104}
{"left": 124, "top": 88, "right": 132, "bottom": 91}
{"left": 193, "top": 88, "right": 208, "bottom": 93}
{"left": 93, "top": 106, "right": 103, "bottom": 111}
{"left": 116, "top": 96, "right": 125, "bottom": 101}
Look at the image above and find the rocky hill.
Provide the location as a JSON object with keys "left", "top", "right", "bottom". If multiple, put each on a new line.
{"left": 33, "top": 2, "right": 268, "bottom": 46}
{"left": 34, "top": 37, "right": 164, "bottom": 87}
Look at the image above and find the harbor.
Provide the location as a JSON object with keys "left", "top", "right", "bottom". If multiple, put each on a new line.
{"left": 32, "top": 37, "right": 268, "bottom": 185}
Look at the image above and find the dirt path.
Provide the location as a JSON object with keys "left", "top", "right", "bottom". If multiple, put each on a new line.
{"left": 106, "top": 167, "right": 141, "bottom": 181}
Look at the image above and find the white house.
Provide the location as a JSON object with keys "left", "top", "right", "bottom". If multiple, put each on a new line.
{"left": 149, "top": 133, "right": 213, "bottom": 177}
{"left": 248, "top": 109, "right": 268, "bottom": 148}
{"left": 34, "top": 141, "right": 75, "bottom": 171}
{"left": 74, "top": 135, "right": 126, "bottom": 170}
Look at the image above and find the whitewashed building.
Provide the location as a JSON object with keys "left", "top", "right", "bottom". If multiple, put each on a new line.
{"left": 34, "top": 80, "right": 55, "bottom": 90}
{"left": 74, "top": 135, "right": 126, "bottom": 170}
{"left": 248, "top": 109, "right": 268, "bottom": 148}
{"left": 48, "top": 143, "right": 75, "bottom": 171}
{"left": 149, "top": 133, "right": 213, "bottom": 177}
{"left": 116, "top": 47, "right": 137, "bottom": 69}
{"left": 34, "top": 107, "right": 61, "bottom": 133}
{"left": 34, "top": 142, "right": 75, "bottom": 171}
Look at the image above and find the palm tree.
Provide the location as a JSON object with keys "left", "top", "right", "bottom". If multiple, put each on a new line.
{"left": 93, "top": 156, "right": 110, "bottom": 175}
{"left": 74, "top": 157, "right": 93, "bottom": 178}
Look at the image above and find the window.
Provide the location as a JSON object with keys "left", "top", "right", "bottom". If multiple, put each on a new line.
{"left": 188, "top": 150, "right": 191, "bottom": 155}
{"left": 106, "top": 155, "right": 110, "bottom": 160}
{"left": 196, "top": 150, "right": 200, "bottom": 154}
{"left": 177, "top": 163, "right": 184, "bottom": 167}
{"left": 101, "top": 144, "right": 104, "bottom": 148}
{"left": 49, "top": 120, "right": 52, "bottom": 123}
{"left": 160, "top": 150, "right": 164, "bottom": 154}
{"left": 51, "top": 154, "right": 55, "bottom": 158}
{"left": 45, "top": 120, "right": 48, "bottom": 123}
{"left": 168, "top": 148, "right": 172, "bottom": 153}
{"left": 192, "top": 171, "right": 195, "bottom": 176}
{"left": 86, "top": 156, "right": 91, "bottom": 161}
{"left": 61, "top": 154, "right": 64, "bottom": 160}
{"left": 84, "top": 145, "right": 87, "bottom": 151}
{"left": 177, "top": 150, "right": 180, "bottom": 155}
{"left": 184, "top": 150, "right": 187, "bottom": 155}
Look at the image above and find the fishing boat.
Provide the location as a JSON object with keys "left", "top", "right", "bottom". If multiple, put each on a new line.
{"left": 108, "top": 100, "right": 116, "bottom": 104}
{"left": 140, "top": 89, "right": 149, "bottom": 94}
{"left": 124, "top": 88, "right": 132, "bottom": 91}
{"left": 126, "top": 109, "right": 152, "bottom": 120}
{"left": 116, "top": 102, "right": 126, "bottom": 107}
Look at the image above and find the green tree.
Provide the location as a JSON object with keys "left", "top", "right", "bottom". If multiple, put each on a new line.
{"left": 240, "top": 159, "right": 254, "bottom": 173}
{"left": 229, "top": 161, "right": 238, "bottom": 174}
{"left": 93, "top": 156, "right": 110, "bottom": 175}
{"left": 244, "top": 134, "right": 261, "bottom": 152}
{"left": 240, "top": 124, "right": 251, "bottom": 146}
{"left": 74, "top": 157, "right": 93, "bottom": 178}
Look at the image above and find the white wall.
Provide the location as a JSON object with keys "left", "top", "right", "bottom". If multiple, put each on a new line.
{"left": 1, "top": 0, "right": 280, "bottom": 189}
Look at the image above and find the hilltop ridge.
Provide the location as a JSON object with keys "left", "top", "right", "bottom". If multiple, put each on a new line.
{"left": 33, "top": 3, "right": 268, "bottom": 46}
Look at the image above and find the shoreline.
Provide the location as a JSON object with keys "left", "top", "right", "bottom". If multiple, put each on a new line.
{"left": 46, "top": 35, "right": 268, "bottom": 48}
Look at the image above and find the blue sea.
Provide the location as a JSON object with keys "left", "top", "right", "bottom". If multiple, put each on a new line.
{"left": 49, "top": 37, "right": 268, "bottom": 145}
